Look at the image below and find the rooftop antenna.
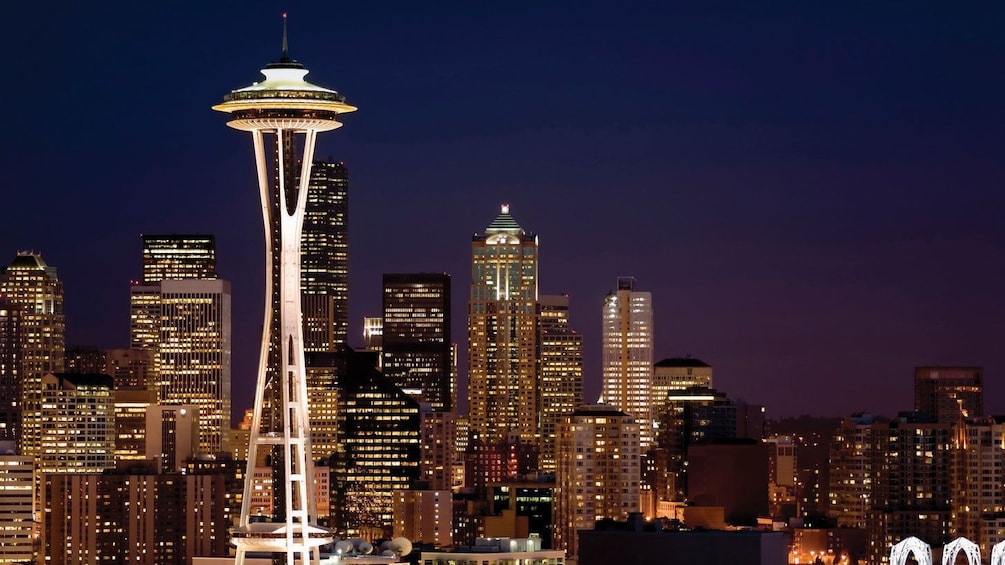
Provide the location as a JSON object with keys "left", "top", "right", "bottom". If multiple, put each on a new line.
{"left": 281, "top": 13, "right": 290, "bottom": 62}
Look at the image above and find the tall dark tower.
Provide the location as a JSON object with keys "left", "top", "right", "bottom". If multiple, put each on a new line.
{"left": 381, "top": 273, "right": 452, "bottom": 411}
{"left": 302, "top": 161, "right": 349, "bottom": 352}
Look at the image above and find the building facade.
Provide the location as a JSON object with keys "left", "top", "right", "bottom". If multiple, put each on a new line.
{"left": 601, "top": 277, "right": 653, "bottom": 447}
{"left": 0, "top": 446, "right": 33, "bottom": 564}
{"left": 915, "top": 366, "right": 983, "bottom": 424}
{"left": 158, "top": 279, "right": 232, "bottom": 454}
{"left": 0, "top": 304, "right": 21, "bottom": 445}
{"left": 468, "top": 205, "right": 538, "bottom": 445}
{"left": 301, "top": 160, "right": 350, "bottom": 352}
{"left": 141, "top": 234, "right": 217, "bottom": 283}
{"left": 382, "top": 273, "right": 453, "bottom": 411}
{"left": 38, "top": 373, "right": 115, "bottom": 475}
{"left": 537, "top": 294, "right": 583, "bottom": 474}
{"left": 554, "top": 405, "right": 640, "bottom": 558}
{"left": 0, "top": 252, "right": 65, "bottom": 457}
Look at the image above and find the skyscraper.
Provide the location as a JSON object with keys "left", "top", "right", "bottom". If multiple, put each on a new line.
{"left": 302, "top": 160, "right": 349, "bottom": 352}
{"left": 601, "top": 276, "right": 653, "bottom": 447}
{"left": 382, "top": 273, "right": 453, "bottom": 411}
{"left": 914, "top": 366, "right": 983, "bottom": 424}
{"left": 213, "top": 17, "right": 355, "bottom": 562}
{"left": 537, "top": 294, "right": 583, "bottom": 474}
{"left": 0, "top": 252, "right": 65, "bottom": 457}
{"left": 141, "top": 234, "right": 217, "bottom": 283}
{"left": 554, "top": 405, "right": 640, "bottom": 557}
{"left": 468, "top": 205, "right": 539, "bottom": 445}
{"left": 38, "top": 373, "right": 116, "bottom": 474}
{"left": 158, "top": 279, "right": 232, "bottom": 454}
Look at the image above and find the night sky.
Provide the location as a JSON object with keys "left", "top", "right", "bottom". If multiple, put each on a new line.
{"left": 5, "top": 2, "right": 1005, "bottom": 421}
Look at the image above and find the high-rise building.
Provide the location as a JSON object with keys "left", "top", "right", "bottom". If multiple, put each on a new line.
{"left": 382, "top": 273, "right": 453, "bottom": 411}
{"left": 601, "top": 277, "right": 653, "bottom": 447}
{"left": 554, "top": 405, "right": 640, "bottom": 558}
{"left": 0, "top": 304, "right": 21, "bottom": 446}
{"left": 113, "top": 388, "right": 157, "bottom": 465}
{"left": 827, "top": 413, "right": 876, "bottom": 528}
{"left": 420, "top": 409, "right": 457, "bottom": 491}
{"left": 105, "top": 348, "right": 156, "bottom": 392}
{"left": 915, "top": 366, "right": 983, "bottom": 424}
{"left": 468, "top": 205, "right": 539, "bottom": 445}
{"left": 131, "top": 234, "right": 220, "bottom": 405}
{"left": 331, "top": 351, "right": 421, "bottom": 537}
{"left": 304, "top": 351, "right": 342, "bottom": 463}
{"left": 158, "top": 279, "right": 232, "bottom": 454}
{"left": 141, "top": 234, "right": 217, "bottom": 283}
{"left": 213, "top": 25, "right": 356, "bottom": 560}
{"left": 63, "top": 346, "right": 106, "bottom": 374}
{"left": 865, "top": 413, "right": 952, "bottom": 565}
{"left": 38, "top": 373, "right": 115, "bottom": 474}
{"left": 0, "top": 252, "right": 64, "bottom": 457}
{"left": 302, "top": 160, "right": 350, "bottom": 352}
{"left": 393, "top": 490, "right": 452, "bottom": 548}
{"left": 42, "top": 469, "right": 230, "bottom": 564}
{"left": 951, "top": 416, "right": 1005, "bottom": 556}
{"left": 652, "top": 357, "right": 712, "bottom": 403}
{"left": 537, "top": 294, "right": 583, "bottom": 474}
{"left": 145, "top": 405, "right": 200, "bottom": 472}
{"left": 362, "top": 317, "right": 383, "bottom": 358}
{"left": 0, "top": 443, "right": 33, "bottom": 564}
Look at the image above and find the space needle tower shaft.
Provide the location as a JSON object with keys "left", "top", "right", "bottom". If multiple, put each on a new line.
{"left": 212, "top": 15, "right": 356, "bottom": 565}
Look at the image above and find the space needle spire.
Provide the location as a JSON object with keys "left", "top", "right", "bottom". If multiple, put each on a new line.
{"left": 212, "top": 15, "right": 356, "bottom": 565}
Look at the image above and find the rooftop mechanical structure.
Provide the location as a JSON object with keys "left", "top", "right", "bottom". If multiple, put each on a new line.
{"left": 212, "top": 16, "right": 356, "bottom": 565}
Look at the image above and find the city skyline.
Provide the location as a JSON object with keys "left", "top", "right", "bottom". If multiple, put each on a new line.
{"left": 5, "top": 3, "right": 1005, "bottom": 419}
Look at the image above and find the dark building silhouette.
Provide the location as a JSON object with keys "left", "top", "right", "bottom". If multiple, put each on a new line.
{"left": 687, "top": 438, "right": 769, "bottom": 525}
{"left": 0, "top": 302, "right": 21, "bottom": 445}
{"left": 382, "top": 273, "right": 452, "bottom": 411}
{"left": 914, "top": 366, "right": 983, "bottom": 424}
{"left": 329, "top": 349, "right": 421, "bottom": 537}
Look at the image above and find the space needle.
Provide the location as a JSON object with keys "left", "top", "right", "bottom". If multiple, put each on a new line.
{"left": 212, "top": 15, "right": 356, "bottom": 565}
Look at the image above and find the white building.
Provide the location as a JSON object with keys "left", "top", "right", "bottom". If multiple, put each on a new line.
{"left": 601, "top": 277, "right": 653, "bottom": 447}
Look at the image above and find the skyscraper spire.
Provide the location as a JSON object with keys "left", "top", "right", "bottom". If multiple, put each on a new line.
{"left": 281, "top": 13, "right": 289, "bottom": 62}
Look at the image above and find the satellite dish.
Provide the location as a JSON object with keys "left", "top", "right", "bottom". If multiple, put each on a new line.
{"left": 391, "top": 537, "right": 413, "bottom": 556}
{"left": 334, "top": 540, "right": 354, "bottom": 554}
{"left": 382, "top": 550, "right": 397, "bottom": 557}
{"left": 358, "top": 541, "right": 373, "bottom": 554}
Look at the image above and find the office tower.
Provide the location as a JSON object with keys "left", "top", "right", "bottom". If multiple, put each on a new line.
{"left": 213, "top": 23, "right": 355, "bottom": 562}
{"left": 0, "top": 443, "right": 33, "bottom": 564}
{"left": 331, "top": 351, "right": 421, "bottom": 537}
{"left": 132, "top": 235, "right": 219, "bottom": 405}
{"left": 554, "top": 405, "right": 640, "bottom": 558}
{"left": 42, "top": 469, "right": 230, "bottom": 565}
{"left": 304, "top": 352, "right": 341, "bottom": 462}
{"left": 0, "top": 304, "right": 21, "bottom": 445}
{"left": 114, "top": 388, "right": 156, "bottom": 465}
{"left": 141, "top": 234, "right": 217, "bottom": 283}
{"left": 0, "top": 252, "right": 64, "bottom": 457}
{"left": 537, "top": 294, "right": 583, "bottom": 473}
{"left": 363, "top": 316, "right": 383, "bottom": 353}
{"left": 464, "top": 434, "right": 539, "bottom": 488}
{"left": 382, "top": 273, "right": 452, "bottom": 410}
{"left": 488, "top": 483, "right": 556, "bottom": 548}
{"left": 951, "top": 416, "right": 1005, "bottom": 556}
{"left": 468, "top": 205, "right": 539, "bottom": 445}
{"left": 601, "top": 276, "right": 654, "bottom": 447}
{"left": 655, "top": 386, "right": 737, "bottom": 502}
{"left": 652, "top": 357, "right": 712, "bottom": 403}
{"left": 158, "top": 279, "right": 231, "bottom": 454}
{"left": 866, "top": 413, "right": 952, "bottom": 565}
{"left": 302, "top": 160, "right": 350, "bottom": 352}
{"left": 63, "top": 346, "right": 106, "bottom": 373}
{"left": 145, "top": 405, "right": 200, "bottom": 472}
{"left": 184, "top": 455, "right": 248, "bottom": 536}
{"left": 420, "top": 409, "right": 457, "bottom": 491}
{"left": 915, "top": 366, "right": 983, "bottom": 424}
{"left": 38, "top": 373, "right": 115, "bottom": 474}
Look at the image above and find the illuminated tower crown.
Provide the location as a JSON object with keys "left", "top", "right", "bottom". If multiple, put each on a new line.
{"left": 213, "top": 15, "right": 356, "bottom": 565}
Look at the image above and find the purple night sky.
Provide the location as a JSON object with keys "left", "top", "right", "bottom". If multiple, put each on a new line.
{"left": 5, "top": 2, "right": 1005, "bottom": 421}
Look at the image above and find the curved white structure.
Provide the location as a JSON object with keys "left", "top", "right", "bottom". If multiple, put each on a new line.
{"left": 992, "top": 540, "right": 1005, "bottom": 565}
{"left": 891, "top": 537, "right": 933, "bottom": 565}
{"left": 214, "top": 16, "right": 356, "bottom": 565}
{"left": 942, "top": 538, "right": 981, "bottom": 565}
